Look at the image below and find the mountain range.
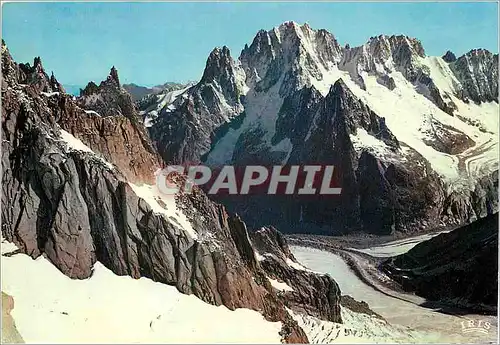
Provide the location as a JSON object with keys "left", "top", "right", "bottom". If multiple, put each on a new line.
{"left": 139, "top": 21, "right": 498, "bottom": 235}
{"left": 123, "top": 82, "right": 194, "bottom": 101}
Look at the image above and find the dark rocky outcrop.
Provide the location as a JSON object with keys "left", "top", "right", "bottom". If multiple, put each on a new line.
{"left": 56, "top": 71, "right": 162, "bottom": 184}
{"left": 376, "top": 74, "right": 396, "bottom": 90}
{"left": 250, "top": 226, "right": 342, "bottom": 323}
{"left": 450, "top": 49, "right": 499, "bottom": 104}
{"left": 442, "top": 50, "right": 457, "bottom": 63}
{"left": 382, "top": 213, "right": 498, "bottom": 313}
{"left": 421, "top": 120, "right": 475, "bottom": 155}
{"left": 78, "top": 67, "right": 138, "bottom": 121}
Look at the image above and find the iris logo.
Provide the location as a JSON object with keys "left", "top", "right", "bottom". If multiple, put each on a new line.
{"left": 460, "top": 319, "right": 491, "bottom": 334}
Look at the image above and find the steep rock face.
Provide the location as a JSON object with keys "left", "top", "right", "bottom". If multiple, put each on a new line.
{"left": 15, "top": 61, "right": 164, "bottom": 184}
{"left": 56, "top": 70, "right": 161, "bottom": 184}
{"left": 420, "top": 120, "right": 475, "bottom": 155}
{"left": 251, "top": 227, "right": 342, "bottom": 323}
{"left": 450, "top": 49, "right": 499, "bottom": 104}
{"left": 217, "top": 80, "right": 449, "bottom": 235}
{"left": 149, "top": 47, "right": 246, "bottom": 164}
{"left": 275, "top": 79, "right": 400, "bottom": 164}
{"left": 382, "top": 213, "right": 498, "bottom": 313}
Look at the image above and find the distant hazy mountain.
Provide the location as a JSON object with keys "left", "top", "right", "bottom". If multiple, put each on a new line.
{"left": 62, "top": 82, "right": 192, "bottom": 100}
{"left": 123, "top": 82, "right": 194, "bottom": 101}
{"left": 62, "top": 84, "right": 84, "bottom": 96}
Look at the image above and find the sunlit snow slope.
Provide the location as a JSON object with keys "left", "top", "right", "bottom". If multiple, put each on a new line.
{"left": 1, "top": 239, "right": 282, "bottom": 344}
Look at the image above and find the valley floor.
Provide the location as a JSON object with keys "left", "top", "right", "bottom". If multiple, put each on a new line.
{"left": 291, "top": 241, "right": 498, "bottom": 344}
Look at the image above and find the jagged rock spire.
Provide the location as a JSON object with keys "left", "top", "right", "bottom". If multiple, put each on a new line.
{"left": 33, "top": 56, "right": 42, "bottom": 68}
{"left": 200, "top": 46, "right": 232, "bottom": 84}
{"left": 109, "top": 66, "right": 120, "bottom": 86}
{"left": 49, "top": 71, "right": 65, "bottom": 93}
{"left": 80, "top": 81, "right": 99, "bottom": 96}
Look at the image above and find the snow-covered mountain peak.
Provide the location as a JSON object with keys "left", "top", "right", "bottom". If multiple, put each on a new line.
{"left": 238, "top": 22, "right": 343, "bottom": 96}
{"left": 364, "top": 34, "right": 425, "bottom": 64}
{"left": 339, "top": 34, "right": 426, "bottom": 87}
{"left": 239, "top": 24, "right": 426, "bottom": 95}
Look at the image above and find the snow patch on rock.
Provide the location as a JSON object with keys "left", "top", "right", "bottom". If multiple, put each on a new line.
{"left": 58, "top": 129, "right": 114, "bottom": 170}
{"left": 127, "top": 182, "right": 198, "bottom": 240}
{"left": 268, "top": 277, "right": 294, "bottom": 292}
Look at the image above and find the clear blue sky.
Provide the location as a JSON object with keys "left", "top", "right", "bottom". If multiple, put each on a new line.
{"left": 2, "top": 2, "right": 498, "bottom": 87}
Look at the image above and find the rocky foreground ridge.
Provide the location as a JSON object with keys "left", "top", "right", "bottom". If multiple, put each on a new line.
{"left": 0, "top": 41, "right": 362, "bottom": 342}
